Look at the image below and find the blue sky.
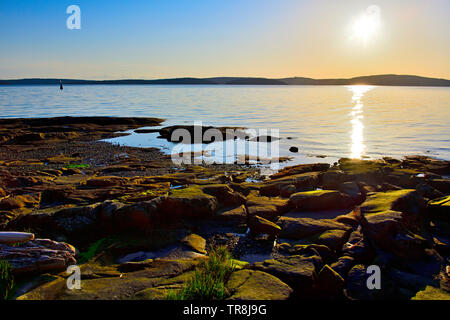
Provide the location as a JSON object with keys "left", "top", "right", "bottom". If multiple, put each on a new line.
{"left": 1, "top": 0, "right": 449, "bottom": 79}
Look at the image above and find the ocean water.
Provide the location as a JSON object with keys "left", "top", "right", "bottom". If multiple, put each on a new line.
{"left": 0, "top": 84, "right": 449, "bottom": 167}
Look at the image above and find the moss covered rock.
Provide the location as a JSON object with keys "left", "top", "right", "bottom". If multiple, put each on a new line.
{"left": 248, "top": 215, "right": 281, "bottom": 237}
{"left": 290, "top": 190, "right": 354, "bottom": 211}
{"left": 181, "top": 234, "right": 207, "bottom": 254}
{"left": 411, "top": 285, "right": 450, "bottom": 300}
{"left": 226, "top": 269, "right": 293, "bottom": 300}
{"left": 278, "top": 216, "right": 351, "bottom": 239}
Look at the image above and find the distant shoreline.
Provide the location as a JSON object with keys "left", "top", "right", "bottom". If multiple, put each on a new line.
{"left": 1, "top": 74, "right": 449, "bottom": 87}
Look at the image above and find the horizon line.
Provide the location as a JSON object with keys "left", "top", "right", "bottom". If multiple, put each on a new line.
{"left": 1, "top": 73, "right": 450, "bottom": 82}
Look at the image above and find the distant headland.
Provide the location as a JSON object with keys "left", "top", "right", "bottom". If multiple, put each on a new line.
{"left": 0, "top": 74, "right": 449, "bottom": 87}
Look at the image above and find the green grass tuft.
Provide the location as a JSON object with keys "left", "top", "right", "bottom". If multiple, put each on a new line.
{"left": 77, "top": 238, "right": 108, "bottom": 264}
{"left": 167, "top": 246, "right": 236, "bottom": 300}
{"left": 65, "top": 163, "right": 91, "bottom": 169}
{"left": 0, "top": 260, "right": 14, "bottom": 300}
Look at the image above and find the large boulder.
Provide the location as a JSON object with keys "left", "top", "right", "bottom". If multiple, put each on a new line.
{"left": 290, "top": 190, "right": 354, "bottom": 211}
{"left": 226, "top": 269, "right": 293, "bottom": 300}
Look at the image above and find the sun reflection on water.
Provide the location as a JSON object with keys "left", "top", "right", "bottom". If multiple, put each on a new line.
{"left": 347, "top": 85, "right": 374, "bottom": 159}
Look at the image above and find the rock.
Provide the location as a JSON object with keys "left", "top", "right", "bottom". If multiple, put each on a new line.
{"left": 330, "top": 256, "right": 355, "bottom": 279}
{"left": 360, "top": 189, "right": 425, "bottom": 217}
{"left": 289, "top": 146, "right": 299, "bottom": 153}
{"left": 360, "top": 190, "right": 430, "bottom": 259}
{"left": 162, "top": 186, "right": 218, "bottom": 219}
{"left": 345, "top": 264, "right": 377, "bottom": 300}
{"left": 0, "top": 238, "right": 76, "bottom": 275}
{"left": 51, "top": 203, "right": 101, "bottom": 236}
{"left": 201, "top": 184, "right": 245, "bottom": 207}
{"left": 17, "top": 258, "right": 197, "bottom": 300}
{"left": 342, "top": 228, "right": 375, "bottom": 264}
{"left": 315, "top": 229, "right": 350, "bottom": 252}
{"left": 12, "top": 133, "right": 46, "bottom": 144}
{"left": 322, "top": 170, "right": 351, "bottom": 189}
{"left": 415, "top": 182, "right": 444, "bottom": 200}
{"left": 433, "top": 237, "right": 450, "bottom": 256}
{"left": 315, "top": 265, "right": 345, "bottom": 297}
{"left": 247, "top": 205, "right": 279, "bottom": 221}
{"left": 119, "top": 259, "right": 154, "bottom": 272}
{"left": 226, "top": 269, "right": 293, "bottom": 300}
{"left": 427, "top": 195, "right": 450, "bottom": 221}
{"left": 248, "top": 215, "right": 281, "bottom": 237}
{"left": 253, "top": 254, "right": 320, "bottom": 296}
{"left": 118, "top": 183, "right": 170, "bottom": 203}
{"left": 246, "top": 195, "right": 289, "bottom": 220}
{"left": 280, "top": 184, "right": 296, "bottom": 198}
{"left": 278, "top": 216, "right": 351, "bottom": 239}
{"left": 402, "top": 156, "right": 450, "bottom": 175}
{"left": 215, "top": 205, "right": 247, "bottom": 224}
{"left": 338, "top": 181, "right": 363, "bottom": 202}
{"left": 427, "top": 179, "right": 450, "bottom": 195}
{"left": 289, "top": 190, "right": 354, "bottom": 211}
{"left": 290, "top": 244, "right": 334, "bottom": 263}
{"left": 0, "top": 231, "right": 34, "bottom": 244}
{"left": 85, "top": 176, "right": 128, "bottom": 188}
{"left": 270, "top": 163, "right": 330, "bottom": 179}
{"left": 362, "top": 210, "right": 430, "bottom": 259}
{"left": 0, "top": 187, "right": 6, "bottom": 197}
{"left": 181, "top": 234, "right": 207, "bottom": 254}
{"left": 387, "top": 267, "right": 436, "bottom": 294}
{"left": 334, "top": 210, "right": 361, "bottom": 227}
{"left": 261, "top": 172, "right": 321, "bottom": 196}
{"left": 0, "top": 194, "right": 41, "bottom": 211}
{"left": 114, "top": 197, "right": 165, "bottom": 231}
{"left": 411, "top": 286, "right": 450, "bottom": 300}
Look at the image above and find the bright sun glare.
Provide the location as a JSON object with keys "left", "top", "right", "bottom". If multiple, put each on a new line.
{"left": 351, "top": 5, "right": 381, "bottom": 45}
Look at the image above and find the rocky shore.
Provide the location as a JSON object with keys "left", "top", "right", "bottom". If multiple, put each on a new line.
{"left": 0, "top": 117, "right": 449, "bottom": 300}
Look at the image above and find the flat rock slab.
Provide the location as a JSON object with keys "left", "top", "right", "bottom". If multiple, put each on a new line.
{"left": 17, "top": 258, "right": 198, "bottom": 300}
{"left": 278, "top": 216, "right": 351, "bottom": 239}
{"left": 0, "top": 238, "right": 76, "bottom": 275}
{"left": 226, "top": 269, "right": 293, "bottom": 300}
{"left": 290, "top": 190, "right": 354, "bottom": 211}
{"left": 253, "top": 255, "right": 320, "bottom": 295}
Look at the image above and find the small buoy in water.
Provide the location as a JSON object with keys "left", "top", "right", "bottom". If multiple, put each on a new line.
{"left": 59, "top": 80, "right": 63, "bottom": 90}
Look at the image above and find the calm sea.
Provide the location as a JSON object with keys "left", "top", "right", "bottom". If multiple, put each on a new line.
{"left": 0, "top": 85, "right": 449, "bottom": 166}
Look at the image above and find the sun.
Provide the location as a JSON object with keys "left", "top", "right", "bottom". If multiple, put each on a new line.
{"left": 351, "top": 5, "right": 381, "bottom": 45}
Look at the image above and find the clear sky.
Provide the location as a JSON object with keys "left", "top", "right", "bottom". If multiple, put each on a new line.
{"left": 1, "top": 0, "right": 449, "bottom": 80}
